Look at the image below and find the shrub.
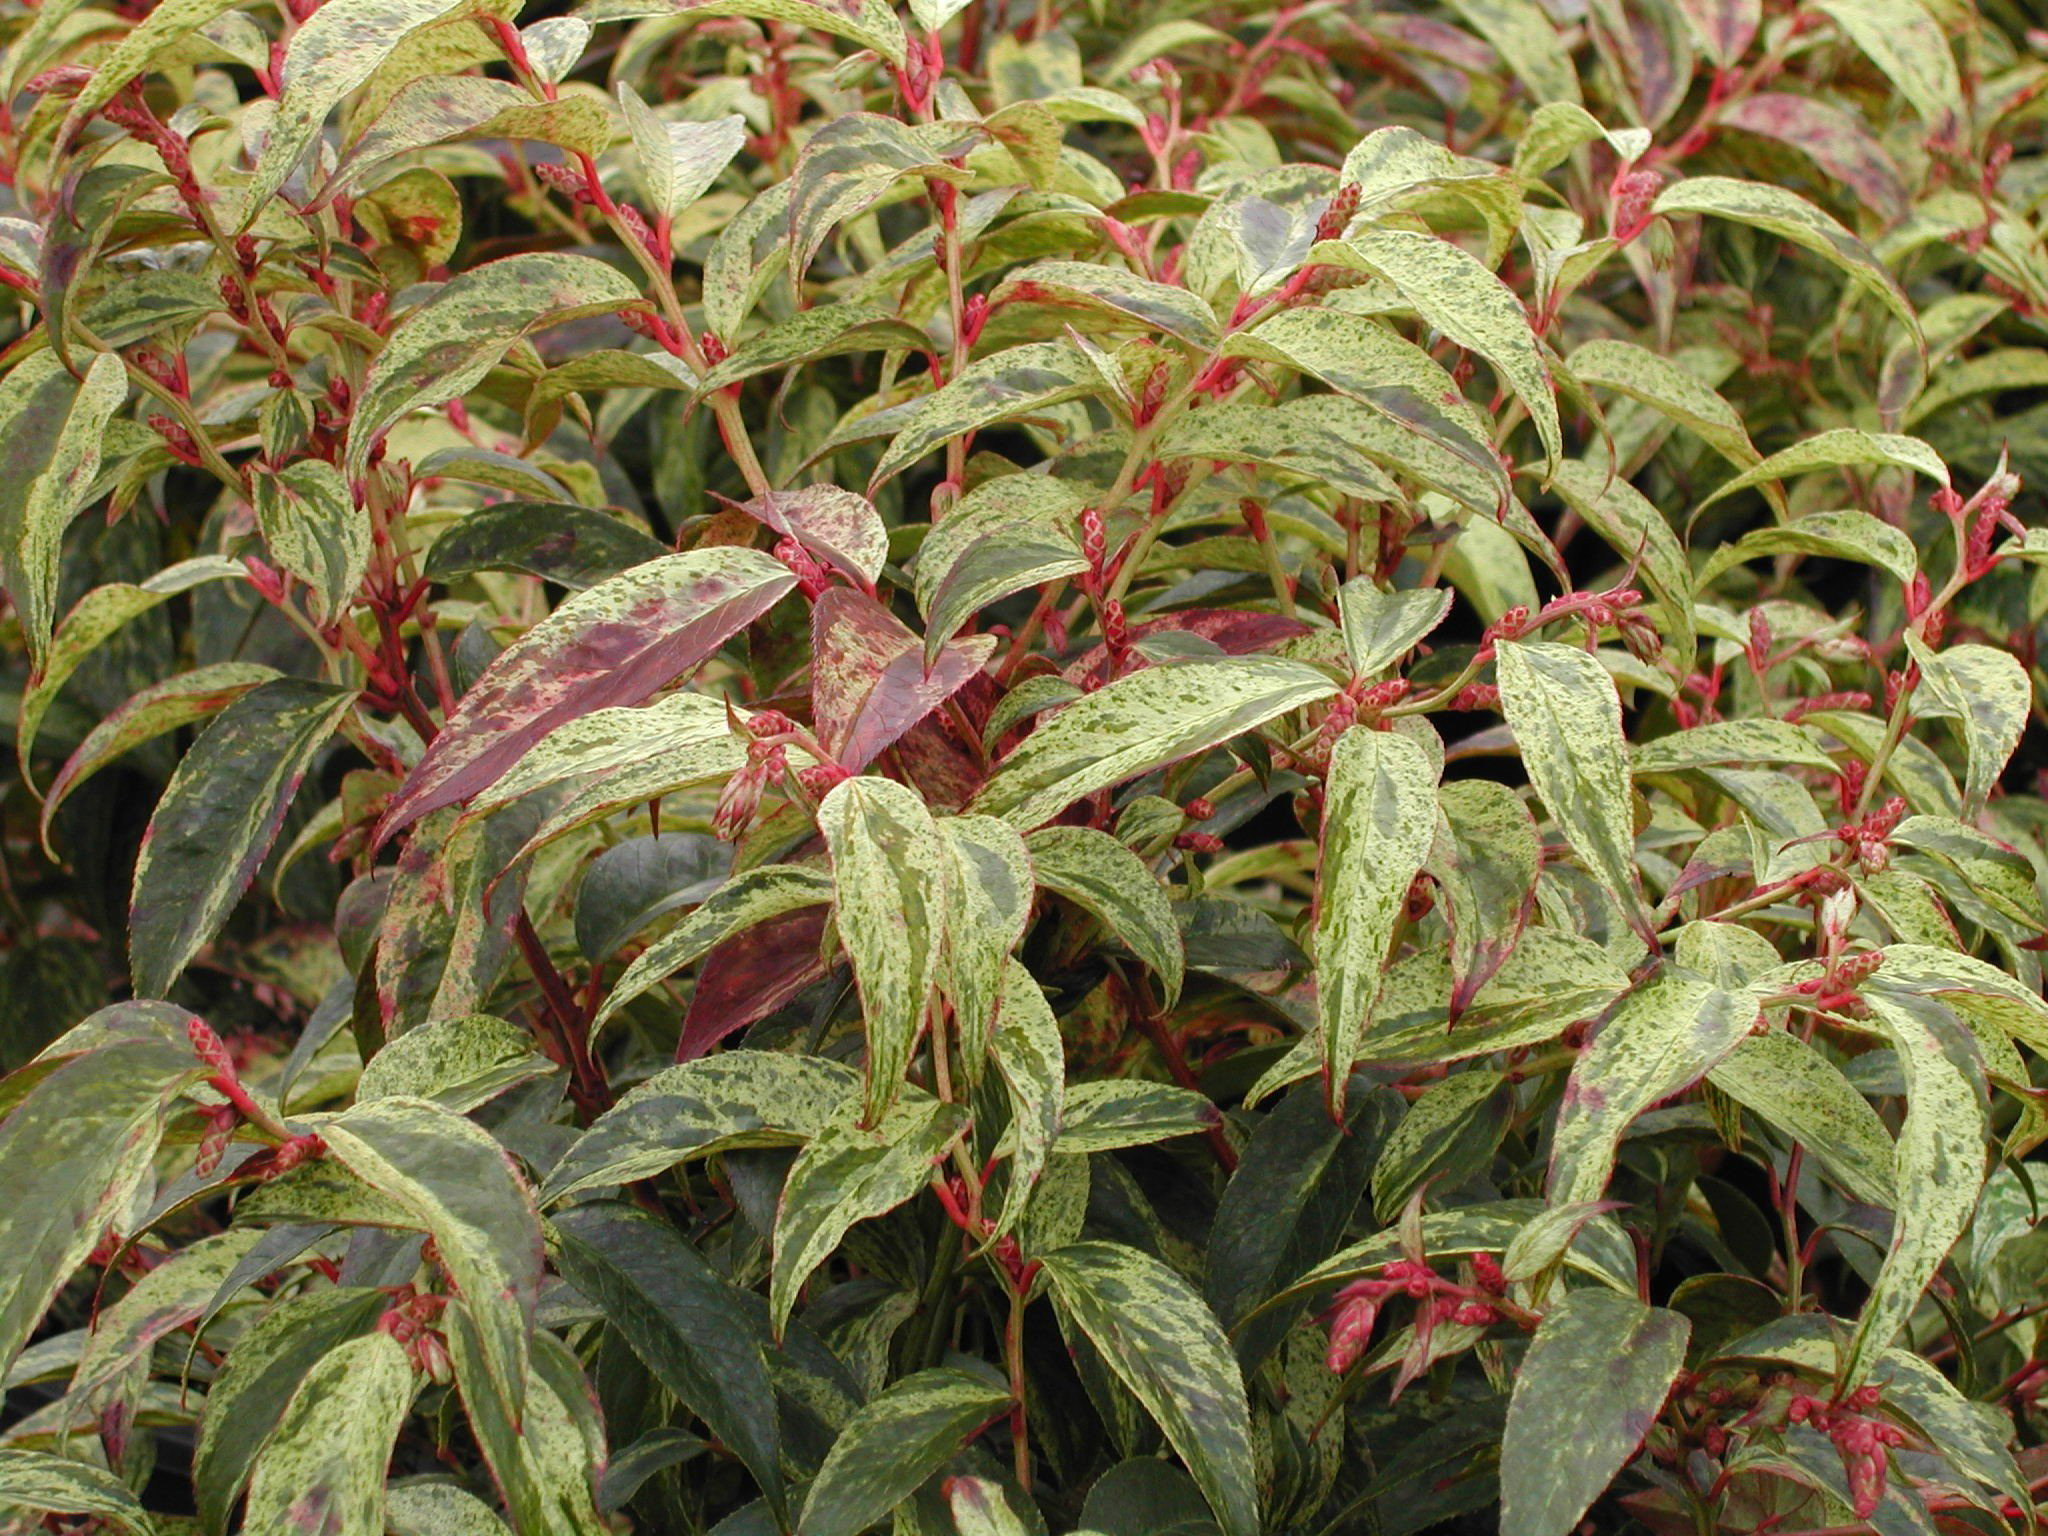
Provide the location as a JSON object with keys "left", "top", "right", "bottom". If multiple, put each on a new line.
{"left": 2, "top": 0, "right": 2047, "bottom": 1532}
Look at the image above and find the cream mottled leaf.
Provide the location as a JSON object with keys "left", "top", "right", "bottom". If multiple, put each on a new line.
{"left": 1546, "top": 457, "right": 1695, "bottom": 674}
{"left": 973, "top": 657, "right": 1336, "bottom": 830}
{"left": 241, "top": 1331, "right": 418, "bottom": 1536}
{"left": 129, "top": 679, "right": 355, "bottom": 1000}
{"left": 914, "top": 473, "right": 1090, "bottom": 662}
{"left": 732, "top": 485, "right": 891, "bottom": 589}
{"left": 995, "top": 259, "right": 1221, "bottom": 348}
{"left": 1042, "top": 1241, "right": 1257, "bottom": 1536}
{"left": 618, "top": 85, "right": 747, "bottom": 220}
{"left": 938, "top": 815, "right": 1034, "bottom": 1072}
{"left": 698, "top": 305, "right": 930, "bottom": 396}
{"left": 1696, "top": 509, "right": 1918, "bottom": 587}
{"left": 798, "top": 1368, "right": 1012, "bottom": 1536}
{"left": 1567, "top": 338, "right": 1764, "bottom": 479}
{"left": 254, "top": 460, "right": 367, "bottom": 625}
{"left": 1429, "top": 779, "right": 1541, "bottom": 1014}
{"left": 329, "top": 81, "right": 609, "bottom": 198}
{"left": 1904, "top": 634, "right": 2030, "bottom": 818}
{"left": 1495, "top": 640, "right": 1653, "bottom": 945}
{"left": 576, "top": 0, "right": 904, "bottom": 61}
{"left": 458, "top": 692, "right": 734, "bottom": 823}
{"left": 819, "top": 776, "right": 950, "bottom": 1125}
{"left": 0, "top": 1450, "right": 154, "bottom": 1534}
{"left": 1813, "top": 0, "right": 1961, "bottom": 134}
{"left": 1337, "top": 580, "right": 1452, "bottom": 679}
{"left": 1443, "top": 0, "right": 1581, "bottom": 104}
{"left": 1633, "top": 720, "right": 1836, "bottom": 776}
{"left": 1513, "top": 102, "right": 1651, "bottom": 181}
{"left": 1314, "top": 727, "right": 1439, "bottom": 1113}
{"left": 1027, "top": 824, "right": 1184, "bottom": 1007}
{"left": 870, "top": 340, "right": 1098, "bottom": 489}
{"left": 1156, "top": 397, "right": 1404, "bottom": 504}
{"left": 1058, "top": 1080, "right": 1221, "bottom": 1152}
{"left": 1698, "top": 427, "right": 1949, "bottom": 510}
{"left": 356, "top": 1013, "right": 553, "bottom": 1110}
{"left": 1708, "top": 1029, "right": 1895, "bottom": 1207}
{"left": 989, "top": 960, "right": 1064, "bottom": 1237}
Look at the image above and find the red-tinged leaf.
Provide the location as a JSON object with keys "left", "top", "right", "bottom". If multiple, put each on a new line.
{"left": 1718, "top": 93, "right": 1906, "bottom": 221}
{"left": 677, "top": 905, "right": 834, "bottom": 1062}
{"left": 1061, "top": 610, "right": 1313, "bottom": 689}
{"left": 728, "top": 486, "right": 888, "bottom": 590}
{"left": 377, "top": 547, "right": 795, "bottom": 841}
{"left": 810, "top": 587, "right": 997, "bottom": 772}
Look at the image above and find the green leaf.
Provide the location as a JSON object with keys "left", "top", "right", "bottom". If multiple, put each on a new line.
{"left": 1314, "top": 227, "right": 1561, "bottom": 464}
{"left": 1442, "top": 0, "right": 1581, "bottom": 106}
{"left": 913, "top": 473, "right": 1090, "bottom": 663}
{"left": 543, "top": 1051, "right": 860, "bottom": 1203}
{"left": 68, "top": 1228, "right": 265, "bottom": 1402}
{"left": 1337, "top": 581, "right": 1452, "bottom": 679}
{"left": 241, "top": 1331, "right": 419, "bottom": 1536}
{"left": 1707, "top": 1029, "right": 1895, "bottom": 1207}
{"left": 1567, "top": 338, "right": 1764, "bottom": 481}
{"left": 1495, "top": 640, "right": 1654, "bottom": 946}
{"left": 347, "top": 253, "right": 643, "bottom": 476}
{"left": 617, "top": 86, "right": 746, "bottom": 220}
{"left": 1547, "top": 969, "right": 1762, "bottom": 1206}
{"left": 819, "top": 776, "right": 950, "bottom": 1125}
{"left": 1430, "top": 779, "right": 1541, "bottom": 1014}
{"left": 1499, "top": 1290, "right": 1689, "bottom": 1536}
{"left": 1632, "top": 720, "right": 1836, "bottom": 776}
{"left": 1904, "top": 634, "right": 2030, "bottom": 818}
{"left": 870, "top": 340, "right": 1098, "bottom": 490}
{"left": 938, "top": 815, "right": 1034, "bottom": 1072}
{"left": 973, "top": 657, "right": 1336, "bottom": 830}
{"left": 788, "top": 113, "right": 977, "bottom": 286}
{"left": 1157, "top": 397, "right": 1405, "bottom": 504}
{"left": 553, "top": 1201, "right": 785, "bottom": 1521}
{"left": 253, "top": 460, "right": 368, "bottom": 624}
{"left": 988, "top": 957, "right": 1064, "bottom": 1237}
{"left": 322, "top": 1096, "right": 544, "bottom": 1430}
{"left": 1026, "top": 825, "right": 1184, "bottom": 1008}
{"left": 129, "top": 679, "right": 355, "bottom": 999}
{"left": 1813, "top": 0, "right": 1961, "bottom": 133}
{"left": 0, "top": 1450, "right": 154, "bottom": 1535}
{"left": 356, "top": 1013, "right": 553, "bottom": 1110}
{"left": 797, "top": 1368, "right": 1012, "bottom": 1536}
{"left": 1652, "top": 180, "right": 1920, "bottom": 342}
{"left": 1041, "top": 1241, "right": 1258, "bottom": 1536}
{"left": 574, "top": 0, "right": 906, "bottom": 64}
{"left": 0, "top": 350, "right": 128, "bottom": 669}
{"left": 1371, "top": 1069, "right": 1514, "bottom": 1222}
{"left": 1695, "top": 509, "right": 1918, "bottom": 587}
{"left": 995, "top": 259, "right": 1221, "bottom": 349}
{"left": 1546, "top": 458, "right": 1696, "bottom": 674}
{"left": 1058, "top": 1080, "right": 1222, "bottom": 1152}
{"left": 1697, "top": 427, "right": 1948, "bottom": 511}
{"left": 328, "top": 83, "right": 612, "bottom": 200}
{"left": 456, "top": 690, "right": 736, "bottom": 823}
{"left": 771, "top": 1096, "right": 968, "bottom": 1335}
{"left": 698, "top": 304, "right": 929, "bottom": 395}
{"left": 421, "top": 502, "right": 667, "bottom": 591}
{"left": 1844, "top": 984, "right": 1987, "bottom": 1386}
{"left": 378, "top": 546, "right": 795, "bottom": 837}
{"left": 1314, "top": 727, "right": 1439, "bottom": 1113}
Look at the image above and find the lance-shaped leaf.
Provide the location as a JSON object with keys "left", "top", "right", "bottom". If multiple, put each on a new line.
{"left": 697, "top": 305, "right": 930, "bottom": 395}
{"left": 1546, "top": 458, "right": 1695, "bottom": 674}
{"left": 870, "top": 340, "right": 1100, "bottom": 489}
{"left": 130, "top": 679, "right": 355, "bottom": 999}
{"left": 1813, "top": 0, "right": 1961, "bottom": 133}
{"left": 323, "top": 82, "right": 610, "bottom": 201}
{"left": 543, "top": 1051, "right": 859, "bottom": 1204}
{"left": 377, "top": 547, "right": 795, "bottom": 839}
{"left": 729, "top": 486, "right": 889, "bottom": 589}
{"left": 994, "top": 258, "right": 1221, "bottom": 349}
{"left": 1843, "top": 984, "right": 1987, "bottom": 1387}
{"left": 421, "top": 502, "right": 666, "bottom": 592}
{"left": 938, "top": 815, "right": 1034, "bottom": 1073}
{"left": 253, "top": 460, "right": 367, "bottom": 625}
{"left": 1058, "top": 1080, "right": 1221, "bottom": 1152}
{"left": 914, "top": 473, "right": 1091, "bottom": 662}
{"left": 1698, "top": 427, "right": 1948, "bottom": 511}
{"left": 1695, "top": 509, "right": 1917, "bottom": 588}
{"left": 241, "top": 1331, "right": 418, "bottom": 1536}
{"left": 0, "top": 350, "right": 127, "bottom": 669}
{"left": 1157, "top": 397, "right": 1404, "bottom": 504}
{"left": 1026, "top": 825, "right": 1184, "bottom": 1008}
{"left": 973, "top": 656, "right": 1335, "bottom": 830}
{"left": 458, "top": 692, "right": 735, "bottom": 824}
{"left": 1631, "top": 720, "right": 1836, "bottom": 777}
{"left": 1315, "top": 727, "right": 1440, "bottom": 1113}
{"left": 1567, "top": 338, "right": 1764, "bottom": 480}
{"left": 593, "top": 866, "right": 837, "bottom": 1037}
{"left": 322, "top": 1097, "right": 544, "bottom": 1431}
{"left": 448, "top": 1325, "right": 608, "bottom": 1536}
{"left": 819, "top": 776, "right": 950, "bottom": 1124}
{"left": 1495, "top": 640, "right": 1654, "bottom": 946}
{"left": 346, "top": 253, "right": 642, "bottom": 476}
{"left": 356, "top": 1013, "right": 553, "bottom": 1110}
{"left": 1313, "top": 227, "right": 1561, "bottom": 464}
{"left": 1430, "top": 779, "right": 1540, "bottom": 1015}
{"left": 797, "top": 1368, "right": 1013, "bottom": 1536}
{"left": 1040, "top": 1241, "right": 1258, "bottom": 1536}
{"left": 1371, "top": 1069, "right": 1514, "bottom": 1220}
{"left": 771, "top": 1097, "right": 968, "bottom": 1335}
{"left": 788, "top": 113, "right": 978, "bottom": 285}
{"left": 988, "top": 957, "right": 1063, "bottom": 1237}
{"left": 1337, "top": 581, "right": 1452, "bottom": 679}
{"left": 1716, "top": 93, "right": 1906, "bottom": 221}
{"left": 1671, "top": 0, "right": 1759, "bottom": 65}
{"left": 0, "top": 1450, "right": 154, "bottom": 1535}
{"left": 1904, "top": 634, "right": 2029, "bottom": 819}
{"left": 554, "top": 1202, "right": 785, "bottom": 1521}
{"left": 1443, "top": 0, "right": 1580, "bottom": 105}
{"left": 1653, "top": 178, "right": 1918, "bottom": 340}
{"left": 810, "top": 587, "right": 996, "bottom": 772}
{"left": 68, "top": 1228, "right": 265, "bottom": 1402}
{"left": 617, "top": 85, "right": 746, "bottom": 220}
{"left": 1547, "top": 969, "right": 1762, "bottom": 1206}
{"left": 1707, "top": 1029, "right": 1895, "bottom": 1208}
{"left": 575, "top": 0, "right": 907, "bottom": 64}
{"left": 1500, "top": 1290, "right": 1689, "bottom": 1536}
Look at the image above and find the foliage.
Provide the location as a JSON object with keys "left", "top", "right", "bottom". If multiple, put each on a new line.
{"left": 3, "top": 0, "right": 2048, "bottom": 1532}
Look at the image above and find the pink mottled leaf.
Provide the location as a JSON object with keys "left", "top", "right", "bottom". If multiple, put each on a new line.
{"left": 810, "top": 587, "right": 996, "bottom": 772}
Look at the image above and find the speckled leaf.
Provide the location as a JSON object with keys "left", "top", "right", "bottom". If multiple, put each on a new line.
{"left": 241, "top": 1331, "right": 417, "bottom": 1536}
{"left": 1500, "top": 1291, "right": 1688, "bottom": 1536}
{"left": 357, "top": 1013, "right": 552, "bottom": 1110}
{"left": 1567, "top": 338, "right": 1763, "bottom": 479}
{"left": 618, "top": 85, "right": 746, "bottom": 220}
{"left": 322, "top": 1096, "right": 544, "bottom": 1432}
{"left": 1513, "top": 102, "right": 1652, "bottom": 181}
{"left": 1371, "top": 1069, "right": 1514, "bottom": 1222}
{"left": 421, "top": 502, "right": 667, "bottom": 591}
{"left": 461, "top": 692, "right": 735, "bottom": 823}
{"left": 51, "top": 0, "right": 238, "bottom": 134}
{"left": 1717, "top": 93, "right": 1906, "bottom": 220}
{"left": 1697, "top": 427, "right": 1948, "bottom": 510}
{"left": 1430, "top": 779, "right": 1540, "bottom": 1014}
{"left": 68, "top": 1228, "right": 264, "bottom": 1402}
{"left": 788, "top": 114, "right": 977, "bottom": 286}
{"left": 329, "top": 81, "right": 610, "bottom": 198}
{"left": 1813, "top": 0, "right": 1961, "bottom": 134}
{"left": 347, "top": 254, "right": 642, "bottom": 476}
{"left": 1314, "top": 727, "right": 1439, "bottom": 1114}
{"left": 1337, "top": 581, "right": 1452, "bottom": 679}
{"left": 939, "top": 815, "right": 1034, "bottom": 1071}
{"left": 1672, "top": 0, "right": 1759, "bottom": 64}
{"left": 995, "top": 259, "right": 1221, "bottom": 348}
{"left": 385, "top": 1485, "right": 514, "bottom": 1536}
{"left": 254, "top": 460, "right": 367, "bottom": 625}
{"left": 0, "top": 1450, "right": 154, "bottom": 1535}
{"left": 914, "top": 474, "right": 1091, "bottom": 662}
{"left": 378, "top": 547, "right": 794, "bottom": 838}
{"left": 448, "top": 1325, "right": 608, "bottom": 1536}
{"left": 819, "top": 776, "right": 950, "bottom": 1124}
{"left": 1155, "top": 397, "right": 1404, "bottom": 504}
{"left": 1904, "top": 634, "right": 2029, "bottom": 818}
{"left": 1547, "top": 969, "right": 1761, "bottom": 1206}
{"left": 1495, "top": 640, "right": 1653, "bottom": 945}
{"left": 771, "top": 1096, "right": 968, "bottom": 1335}
{"left": 1, "top": 350, "right": 126, "bottom": 669}
{"left": 811, "top": 587, "right": 996, "bottom": 771}
{"left": 733, "top": 486, "right": 890, "bottom": 588}
{"left": 593, "top": 866, "right": 836, "bottom": 1035}
{"left": 870, "top": 340, "right": 1098, "bottom": 489}
{"left": 1708, "top": 1029, "right": 1895, "bottom": 1207}
{"left": 553, "top": 1202, "right": 785, "bottom": 1521}
{"left": 575, "top": 0, "right": 906, "bottom": 67}
{"left": 40, "top": 662, "right": 275, "bottom": 850}
{"left": 989, "top": 957, "right": 1063, "bottom": 1237}
{"left": 1041, "top": 1241, "right": 1257, "bottom": 1536}
{"left": 509, "top": 737, "right": 750, "bottom": 870}
{"left": 543, "top": 1051, "right": 860, "bottom": 1204}
{"left": 1027, "top": 824, "right": 1184, "bottom": 1008}
{"left": 974, "top": 657, "right": 1335, "bottom": 830}
{"left": 130, "top": 679, "right": 355, "bottom": 999}
{"left": 1632, "top": 720, "right": 1836, "bottom": 776}
{"left": 797, "top": 1367, "right": 1012, "bottom": 1536}
{"left": 1696, "top": 509, "right": 1917, "bottom": 587}
{"left": 697, "top": 304, "right": 930, "bottom": 395}
{"left": 1843, "top": 984, "right": 1987, "bottom": 1387}
{"left": 1316, "top": 227, "right": 1560, "bottom": 464}
{"left": 1548, "top": 458, "right": 1695, "bottom": 674}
